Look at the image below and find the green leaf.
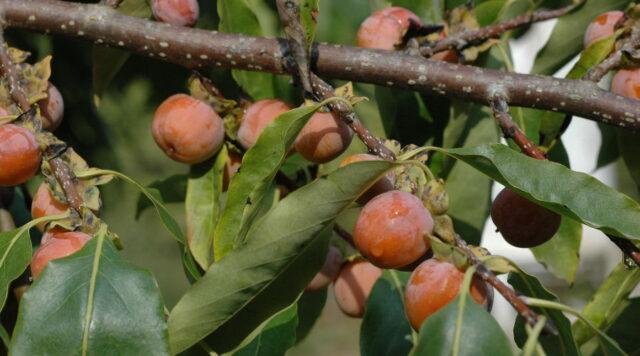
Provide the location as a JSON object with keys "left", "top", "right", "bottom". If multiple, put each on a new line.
{"left": 531, "top": 217, "right": 582, "bottom": 284}
{"left": 295, "top": 289, "right": 327, "bottom": 343}
{"left": 213, "top": 102, "right": 325, "bottom": 260}
{"left": 531, "top": 0, "right": 628, "bottom": 75}
{"left": 0, "top": 214, "right": 69, "bottom": 311}
{"left": 595, "top": 298, "right": 640, "bottom": 355}
{"left": 234, "top": 304, "right": 298, "bottom": 356}
{"left": 508, "top": 271, "right": 580, "bottom": 355}
{"left": 596, "top": 124, "right": 620, "bottom": 170}
{"left": 391, "top": 0, "right": 444, "bottom": 22}
{"left": 0, "top": 228, "right": 31, "bottom": 311}
{"left": 412, "top": 286, "right": 513, "bottom": 355}
{"left": 92, "top": 0, "right": 151, "bottom": 103}
{"left": 435, "top": 144, "right": 640, "bottom": 241}
{"left": 10, "top": 235, "right": 169, "bottom": 355}
{"left": 186, "top": 148, "right": 227, "bottom": 269}
{"left": 361, "top": 270, "right": 413, "bottom": 356}
{"left": 299, "top": 0, "right": 319, "bottom": 47}
{"left": 443, "top": 107, "right": 499, "bottom": 244}
{"left": 168, "top": 160, "right": 397, "bottom": 353}
{"left": 539, "top": 34, "right": 618, "bottom": 147}
{"left": 572, "top": 262, "right": 640, "bottom": 345}
{"left": 618, "top": 130, "right": 640, "bottom": 192}
{"left": 77, "top": 169, "right": 202, "bottom": 281}
{"left": 217, "top": 0, "right": 277, "bottom": 99}
{"left": 135, "top": 174, "right": 188, "bottom": 219}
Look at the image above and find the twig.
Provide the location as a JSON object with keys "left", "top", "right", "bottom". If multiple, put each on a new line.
{"left": 333, "top": 224, "right": 355, "bottom": 248}
{"left": 99, "top": 0, "right": 121, "bottom": 8}
{"left": 584, "top": 26, "right": 640, "bottom": 83}
{"left": 0, "top": 29, "right": 83, "bottom": 212}
{"left": 310, "top": 73, "right": 396, "bottom": 160}
{"left": 3, "top": 1, "right": 640, "bottom": 131}
{"left": 421, "top": 4, "right": 578, "bottom": 57}
{"left": 0, "top": 36, "right": 30, "bottom": 110}
{"left": 453, "top": 235, "right": 558, "bottom": 335}
{"left": 607, "top": 234, "right": 640, "bottom": 267}
{"left": 275, "top": 0, "right": 313, "bottom": 96}
{"left": 489, "top": 96, "right": 546, "bottom": 160}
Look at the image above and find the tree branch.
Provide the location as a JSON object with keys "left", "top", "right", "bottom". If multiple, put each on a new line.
{"left": 421, "top": 4, "right": 578, "bottom": 56}
{"left": 2, "top": 0, "right": 640, "bottom": 131}
{"left": 453, "top": 235, "right": 558, "bottom": 335}
{"left": 607, "top": 234, "right": 640, "bottom": 267}
{"left": 0, "top": 27, "right": 83, "bottom": 212}
{"left": 584, "top": 26, "right": 640, "bottom": 83}
{"left": 490, "top": 96, "right": 547, "bottom": 160}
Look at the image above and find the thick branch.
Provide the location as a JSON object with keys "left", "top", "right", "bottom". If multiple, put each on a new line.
{"left": 2, "top": 0, "right": 640, "bottom": 131}
{"left": 0, "top": 34, "right": 30, "bottom": 111}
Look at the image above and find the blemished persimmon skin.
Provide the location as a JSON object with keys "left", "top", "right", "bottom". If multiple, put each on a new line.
{"left": 151, "top": 0, "right": 199, "bottom": 27}
{"left": 611, "top": 68, "right": 640, "bottom": 99}
{"left": 31, "top": 231, "right": 91, "bottom": 279}
{"left": 295, "top": 112, "right": 354, "bottom": 163}
{"left": 31, "top": 182, "right": 69, "bottom": 232}
{"left": 305, "top": 246, "right": 343, "bottom": 292}
{"left": 0, "top": 124, "right": 41, "bottom": 187}
{"left": 339, "top": 153, "right": 395, "bottom": 204}
{"left": 357, "top": 7, "right": 422, "bottom": 50}
{"left": 237, "top": 99, "right": 292, "bottom": 150}
{"left": 333, "top": 259, "right": 382, "bottom": 317}
{"left": 405, "top": 259, "right": 489, "bottom": 330}
{"left": 584, "top": 11, "right": 624, "bottom": 48}
{"left": 491, "top": 188, "right": 561, "bottom": 248}
{"left": 38, "top": 83, "right": 64, "bottom": 131}
{"left": 354, "top": 190, "right": 433, "bottom": 268}
{"left": 223, "top": 150, "right": 243, "bottom": 191}
{"left": 152, "top": 94, "right": 225, "bottom": 164}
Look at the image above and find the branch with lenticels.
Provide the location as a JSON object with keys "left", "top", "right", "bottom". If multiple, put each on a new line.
{"left": 2, "top": 0, "right": 640, "bottom": 131}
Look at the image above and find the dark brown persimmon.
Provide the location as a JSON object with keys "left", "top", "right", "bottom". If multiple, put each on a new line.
{"left": 333, "top": 259, "right": 382, "bottom": 317}
{"left": 305, "top": 246, "right": 343, "bottom": 292}
{"left": 31, "top": 182, "right": 69, "bottom": 231}
{"left": 237, "top": 99, "right": 292, "bottom": 150}
{"left": 339, "top": 153, "right": 395, "bottom": 204}
{"left": 490, "top": 188, "right": 561, "bottom": 248}
{"left": 404, "top": 259, "right": 490, "bottom": 330}
{"left": 354, "top": 190, "right": 433, "bottom": 268}
{"left": 151, "top": 0, "right": 199, "bottom": 27}
{"left": 295, "top": 112, "right": 353, "bottom": 163}
{"left": 584, "top": 11, "right": 624, "bottom": 48}
{"left": 30, "top": 231, "right": 91, "bottom": 279}
{"left": 357, "top": 7, "right": 422, "bottom": 50}
{"left": 152, "top": 94, "right": 225, "bottom": 164}
{"left": 0, "top": 124, "right": 41, "bottom": 186}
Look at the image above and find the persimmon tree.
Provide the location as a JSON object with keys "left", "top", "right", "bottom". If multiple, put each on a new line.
{"left": 0, "top": 0, "right": 639, "bottom": 355}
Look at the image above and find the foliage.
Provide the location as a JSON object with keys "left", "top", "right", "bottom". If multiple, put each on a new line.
{"left": 0, "top": 0, "right": 638, "bottom": 355}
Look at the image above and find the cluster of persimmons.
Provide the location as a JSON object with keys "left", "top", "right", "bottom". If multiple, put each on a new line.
{"left": 0, "top": 0, "right": 637, "bottom": 332}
